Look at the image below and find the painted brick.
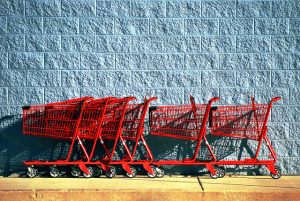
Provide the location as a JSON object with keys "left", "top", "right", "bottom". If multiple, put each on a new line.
{"left": 255, "top": 18, "right": 288, "bottom": 35}
{"left": 97, "top": 36, "right": 130, "bottom": 53}
{"left": 44, "top": 18, "right": 79, "bottom": 34}
{"left": 62, "top": 70, "right": 95, "bottom": 87}
{"left": 290, "top": 123, "right": 300, "bottom": 139}
{"left": 289, "top": 0, "right": 300, "bottom": 17}
{"left": 0, "top": 17, "right": 7, "bottom": 33}
{"left": 271, "top": 36, "right": 295, "bottom": 53}
{"left": 80, "top": 87, "right": 115, "bottom": 98}
{"left": 62, "top": 36, "right": 95, "bottom": 52}
{"left": 167, "top": 71, "right": 201, "bottom": 87}
{"left": 255, "top": 88, "right": 288, "bottom": 105}
{"left": 97, "top": 1, "right": 130, "bottom": 18}
{"left": 45, "top": 53, "right": 80, "bottom": 70}
{"left": 202, "top": 36, "right": 235, "bottom": 53}
{"left": 237, "top": 36, "right": 270, "bottom": 53}
{"left": 202, "top": 71, "right": 235, "bottom": 88}
{"left": 186, "top": 19, "right": 218, "bottom": 35}
{"left": 9, "top": 53, "right": 43, "bottom": 70}
{"left": 150, "top": 19, "right": 184, "bottom": 35}
{"left": 219, "top": 88, "right": 254, "bottom": 105}
{"left": 132, "top": 71, "right": 165, "bottom": 88}
{"left": 167, "top": 1, "right": 201, "bottom": 18}
{"left": 81, "top": 53, "right": 114, "bottom": 70}
{"left": 96, "top": 71, "right": 131, "bottom": 87}
{"left": 220, "top": 19, "right": 253, "bottom": 35}
{"left": 182, "top": 36, "right": 201, "bottom": 53}
{"left": 116, "top": 53, "right": 147, "bottom": 70}
{"left": 25, "top": 0, "right": 61, "bottom": 16}
{"left": 289, "top": 88, "right": 300, "bottom": 105}
{"left": 115, "top": 19, "right": 148, "bottom": 35}
{"left": 27, "top": 71, "right": 60, "bottom": 87}
{"left": 80, "top": 18, "right": 113, "bottom": 35}
{"left": 185, "top": 54, "right": 218, "bottom": 70}
{"left": 0, "top": 70, "right": 26, "bottom": 87}
{"left": 0, "top": 53, "right": 8, "bottom": 69}
{"left": 272, "top": 106, "right": 300, "bottom": 122}
{"left": 272, "top": 54, "right": 289, "bottom": 70}
{"left": 253, "top": 54, "right": 272, "bottom": 70}
{"left": 290, "top": 54, "right": 300, "bottom": 70}
{"left": 0, "top": 88, "right": 7, "bottom": 104}
{"left": 202, "top": 1, "right": 235, "bottom": 18}
{"left": 272, "top": 141, "right": 294, "bottom": 157}
{"left": 148, "top": 54, "right": 185, "bottom": 70}
{"left": 7, "top": 17, "right": 42, "bottom": 34}
{"left": 8, "top": 88, "right": 44, "bottom": 105}
{"left": 237, "top": 71, "right": 270, "bottom": 88}
{"left": 132, "top": 1, "right": 166, "bottom": 18}
{"left": 45, "top": 88, "right": 80, "bottom": 103}
{"left": 220, "top": 54, "right": 252, "bottom": 70}
{"left": 62, "top": 0, "right": 96, "bottom": 17}
{"left": 268, "top": 123, "right": 289, "bottom": 140}
{"left": 184, "top": 88, "right": 219, "bottom": 104}
{"left": 0, "top": 0, "right": 24, "bottom": 16}
{"left": 272, "top": 71, "right": 300, "bottom": 87}
{"left": 289, "top": 158, "right": 300, "bottom": 175}
{"left": 272, "top": 1, "right": 292, "bottom": 17}
{"left": 26, "top": 35, "right": 61, "bottom": 52}
{"left": 0, "top": 35, "right": 24, "bottom": 51}
{"left": 237, "top": 1, "right": 271, "bottom": 17}
{"left": 132, "top": 36, "right": 161, "bottom": 53}
{"left": 290, "top": 18, "right": 300, "bottom": 35}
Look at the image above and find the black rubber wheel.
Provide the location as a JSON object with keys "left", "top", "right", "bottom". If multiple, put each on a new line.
{"left": 155, "top": 167, "right": 165, "bottom": 178}
{"left": 83, "top": 166, "right": 94, "bottom": 178}
{"left": 70, "top": 166, "right": 81, "bottom": 177}
{"left": 147, "top": 166, "right": 157, "bottom": 178}
{"left": 216, "top": 166, "right": 226, "bottom": 178}
{"left": 49, "top": 166, "right": 60, "bottom": 178}
{"left": 27, "top": 166, "right": 38, "bottom": 178}
{"left": 105, "top": 166, "right": 116, "bottom": 178}
{"left": 126, "top": 166, "right": 137, "bottom": 178}
{"left": 270, "top": 166, "right": 281, "bottom": 179}
{"left": 94, "top": 165, "right": 102, "bottom": 177}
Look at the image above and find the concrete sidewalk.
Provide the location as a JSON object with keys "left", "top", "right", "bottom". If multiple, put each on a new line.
{"left": 0, "top": 176, "right": 299, "bottom": 201}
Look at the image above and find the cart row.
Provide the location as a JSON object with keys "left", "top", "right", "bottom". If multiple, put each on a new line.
{"left": 22, "top": 95, "right": 282, "bottom": 179}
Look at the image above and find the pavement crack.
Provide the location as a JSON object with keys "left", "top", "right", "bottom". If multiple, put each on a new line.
{"left": 197, "top": 176, "right": 204, "bottom": 191}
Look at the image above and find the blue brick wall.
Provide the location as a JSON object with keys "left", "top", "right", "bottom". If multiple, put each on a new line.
{"left": 0, "top": 0, "right": 299, "bottom": 175}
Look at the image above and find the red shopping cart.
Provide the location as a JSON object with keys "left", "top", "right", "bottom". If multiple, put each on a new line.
{"left": 210, "top": 97, "right": 281, "bottom": 179}
{"left": 108, "top": 97, "right": 158, "bottom": 178}
{"left": 149, "top": 97, "right": 220, "bottom": 178}
{"left": 22, "top": 96, "right": 114, "bottom": 178}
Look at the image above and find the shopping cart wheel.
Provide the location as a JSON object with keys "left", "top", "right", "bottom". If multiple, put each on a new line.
{"left": 94, "top": 165, "right": 102, "bottom": 177}
{"left": 270, "top": 165, "right": 281, "bottom": 179}
{"left": 147, "top": 166, "right": 157, "bottom": 178}
{"left": 216, "top": 166, "right": 226, "bottom": 178}
{"left": 126, "top": 166, "right": 137, "bottom": 178}
{"left": 70, "top": 166, "right": 81, "bottom": 177}
{"left": 49, "top": 166, "right": 60, "bottom": 178}
{"left": 105, "top": 166, "right": 116, "bottom": 178}
{"left": 209, "top": 169, "right": 219, "bottom": 179}
{"left": 83, "top": 166, "right": 94, "bottom": 178}
{"left": 155, "top": 167, "right": 165, "bottom": 178}
{"left": 27, "top": 166, "right": 38, "bottom": 178}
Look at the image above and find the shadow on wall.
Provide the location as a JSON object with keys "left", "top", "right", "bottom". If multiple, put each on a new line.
{"left": 0, "top": 115, "right": 264, "bottom": 177}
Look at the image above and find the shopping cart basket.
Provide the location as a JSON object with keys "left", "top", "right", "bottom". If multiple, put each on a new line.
{"left": 210, "top": 97, "right": 282, "bottom": 179}
{"left": 149, "top": 97, "right": 220, "bottom": 178}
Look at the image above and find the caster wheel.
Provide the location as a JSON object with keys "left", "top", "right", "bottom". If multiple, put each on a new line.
{"left": 155, "top": 167, "right": 165, "bottom": 178}
{"left": 94, "top": 165, "right": 102, "bottom": 177}
{"left": 83, "top": 166, "right": 94, "bottom": 178}
{"left": 147, "top": 166, "right": 157, "bottom": 178}
{"left": 70, "top": 166, "right": 81, "bottom": 177}
{"left": 209, "top": 169, "right": 219, "bottom": 179}
{"left": 126, "top": 166, "right": 137, "bottom": 178}
{"left": 216, "top": 166, "right": 226, "bottom": 178}
{"left": 105, "top": 166, "right": 116, "bottom": 178}
{"left": 50, "top": 166, "right": 60, "bottom": 178}
{"left": 27, "top": 166, "right": 38, "bottom": 178}
{"left": 270, "top": 165, "right": 281, "bottom": 179}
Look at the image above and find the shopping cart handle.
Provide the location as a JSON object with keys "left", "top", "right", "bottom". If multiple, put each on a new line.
{"left": 147, "top": 97, "right": 158, "bottom": 102}
{"left": 209, "top": 97, "right": 220, "bottom": 103}
{"left": 271, "top": 97, "right": 281, "bottom": 102}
